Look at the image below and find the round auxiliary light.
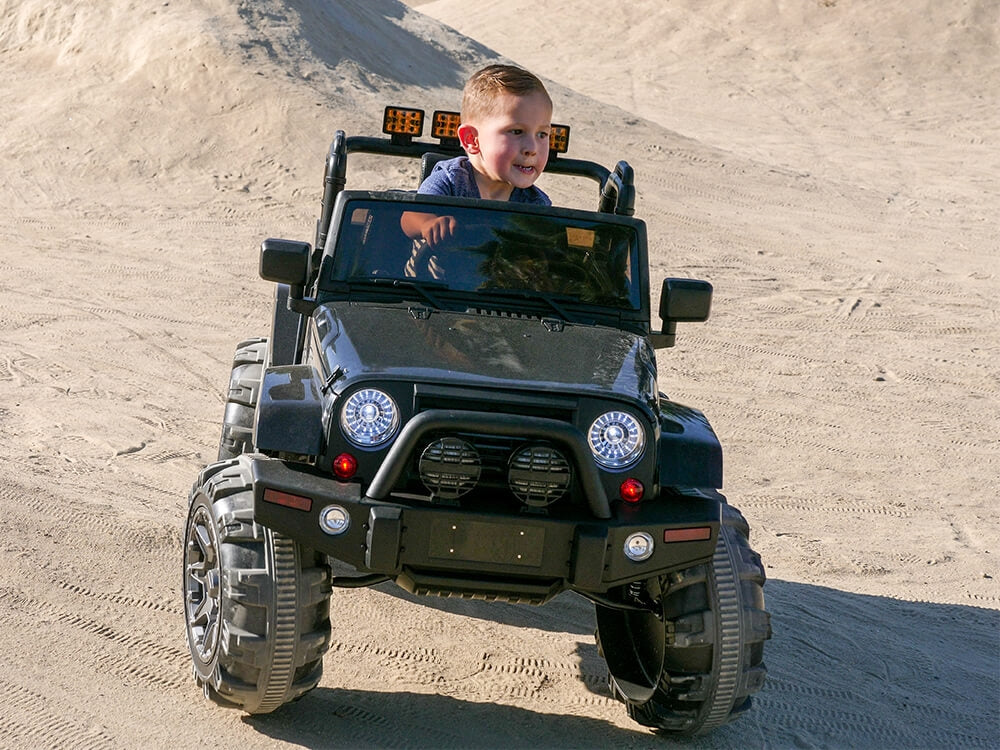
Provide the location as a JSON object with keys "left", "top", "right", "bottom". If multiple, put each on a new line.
{"left": 340, "top": 388, "right": 399, "bottom": 448}
{"left": 419, "top": 437, "right": 481, "bottom": 500}
{"left": 318, "top": 505, "right": 350, "bottom": 535}
{"left": 623, "top": 531, "right": 655, "bottom": 562}
{"left": 509, "top": 445, "right": 572, "bottom": 507}
{"left": 332, "top": 453, "right": 358, "bottom": 480}
{"left": 588, "top": 411, "right": 645, "bottom": 469}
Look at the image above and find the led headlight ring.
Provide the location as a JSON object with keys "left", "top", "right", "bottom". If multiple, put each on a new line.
{"left": 588, "top": 410, "right": 645, "bottom": 469}
{"left": 340, "top": 388, "right": 399, "bottom": 447}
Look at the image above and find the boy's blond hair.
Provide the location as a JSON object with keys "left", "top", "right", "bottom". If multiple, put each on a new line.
{"left": 461, "top": 64, "right": 552, "bottom": 123}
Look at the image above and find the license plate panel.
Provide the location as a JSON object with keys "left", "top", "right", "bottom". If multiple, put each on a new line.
{"left": 429, "top": 519, "right": 544, "bottom": 567}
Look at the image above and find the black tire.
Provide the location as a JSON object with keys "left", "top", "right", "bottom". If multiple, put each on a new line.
{"left": 183, "top": 455, "right": 332, "bottom": 713}
{"left": 217, "top": 338, "right": 267, "bottom": 461}
{"left": 596, "top": 502, "right": 771, "bottom": 736}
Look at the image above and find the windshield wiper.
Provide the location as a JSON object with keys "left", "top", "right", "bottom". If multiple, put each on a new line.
{"left": 346, "top": 276, "right": 448, "bottom": 309}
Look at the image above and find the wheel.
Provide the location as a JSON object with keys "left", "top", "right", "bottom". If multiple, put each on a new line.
{"left": 183, "top": 455, "right": 332, "bottom": 713}
{"left": 217, "top": 338, "right": 267, "bottom": 460}
{"left": 596, "top": 502, "right": 771, "bottom": 736}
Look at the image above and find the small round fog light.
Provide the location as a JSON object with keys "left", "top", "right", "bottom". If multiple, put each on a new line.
{"left": 319, "top": 505, "right": 350, "bottom": 535}
{"left": 332, "top": 453, "right": 358, "bottom": 480}
{"left": 623, "top": 531, "right": 654, "bottom": 562}
{"left": 620, "top": 478, "right": 644, "bottom": 503}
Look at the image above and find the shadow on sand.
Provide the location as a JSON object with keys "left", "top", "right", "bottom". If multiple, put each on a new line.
{"left": 242, "top": 579, "right": 998, "bottom": 749}
{"left": 234, "top": 0, "right": 494, "bottom": 91}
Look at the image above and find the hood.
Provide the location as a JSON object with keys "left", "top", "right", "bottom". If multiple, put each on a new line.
{"left": 312, "top": 302, "right": 658, "bottom": 404}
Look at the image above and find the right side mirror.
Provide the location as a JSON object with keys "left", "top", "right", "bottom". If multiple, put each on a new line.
{"left": 651, "top": 278, "right": 712, "bottom": 349}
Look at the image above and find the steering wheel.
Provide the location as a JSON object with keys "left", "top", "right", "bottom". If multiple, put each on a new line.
{"left": 405, "top": 238, "right": 439, "bottom": 280}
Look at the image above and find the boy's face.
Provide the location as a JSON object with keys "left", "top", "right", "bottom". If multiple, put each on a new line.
{"left": 459, "top": 90, "right": 552, "bottom": 200}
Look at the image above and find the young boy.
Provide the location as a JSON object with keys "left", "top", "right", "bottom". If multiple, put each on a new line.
{"left": 401, "top": 64, "right": 553, "bottom": 247}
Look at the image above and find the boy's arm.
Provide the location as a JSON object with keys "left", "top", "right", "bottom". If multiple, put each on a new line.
{"left": 402, "top": 159, "right": 460, "bottom": 246}
{"left": 400, "top": 212, "right": 457, "bottom": 247}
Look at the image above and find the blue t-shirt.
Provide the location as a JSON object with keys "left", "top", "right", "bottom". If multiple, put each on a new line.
{"left": 418, "top": 156, "right": 551, "bottom": 206}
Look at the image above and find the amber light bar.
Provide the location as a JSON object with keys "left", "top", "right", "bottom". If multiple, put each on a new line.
{"left": 383, "top": 106, "right": 424, "bottom": 138}
{"left": 549, "top": 124, "right": 570, "bottom": 154}
{"left": 431, "top": 110, "right": 461, "bottom": 141}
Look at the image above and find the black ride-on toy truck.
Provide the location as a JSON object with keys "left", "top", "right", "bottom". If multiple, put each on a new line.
{"left": 183, "top": 107, "right": 771, "bottom": 737}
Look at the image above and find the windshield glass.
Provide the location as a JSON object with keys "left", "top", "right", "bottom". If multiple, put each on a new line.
{"left": 323, "top": 198, "right": 641, "bottom": 310}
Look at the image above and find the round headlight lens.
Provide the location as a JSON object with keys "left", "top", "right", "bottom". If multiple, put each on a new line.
{"left": 588, "top": 410, "right": 645, "bottom": 469}
{"left": 340, "top": 388, "right": 399, "bottom": 447}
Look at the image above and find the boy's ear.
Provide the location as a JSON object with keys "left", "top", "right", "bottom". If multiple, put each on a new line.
{"left": 457, "top": 124, "right": 479, "bottom": 154}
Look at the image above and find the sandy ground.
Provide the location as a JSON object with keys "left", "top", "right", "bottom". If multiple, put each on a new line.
{"left": 0, "top": 0, "right": 997, "bottom": 747}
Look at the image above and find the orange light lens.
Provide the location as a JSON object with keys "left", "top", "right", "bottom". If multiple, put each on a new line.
{"left": 431, "top": 110, "right": 461, "bottom": 140}
{"left": 549, "top": 124, "right": 570, "bottom": 154}
{"left": 262, "top": 488, "right": 312, "bottom": 512}
{"left": 619, "top": 478, "right": 644, "bottom": 503}
{"left": 383, "top": 107, "right": 424, "bottom": 137}
{"left": 663, "top": 527, "right": 713, "bottom": 543}
{"left": 333, "top": 453, "right": 358, "bottom": 480}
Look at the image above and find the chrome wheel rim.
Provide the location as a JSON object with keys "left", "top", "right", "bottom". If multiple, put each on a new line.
{"left": 184, "top": 503, "right": 221, "bottom": 664}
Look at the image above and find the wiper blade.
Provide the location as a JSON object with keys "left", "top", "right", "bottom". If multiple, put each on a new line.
{"left": 346, "top": 276, "right": 448, "bottom": 309}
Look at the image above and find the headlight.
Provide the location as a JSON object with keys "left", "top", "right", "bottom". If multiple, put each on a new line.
{"left": 340, "top": 388, "right": 399, "bottom": 447}
{"left": 588, "top": 410, "right": 645, "bottom": 469}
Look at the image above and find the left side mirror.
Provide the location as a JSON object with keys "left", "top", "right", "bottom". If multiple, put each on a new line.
{"left": 651, "top": 278, "right": 712, "bottom": 349}
{"left": 660, "top": 278, "right": 712, "bottom": 322}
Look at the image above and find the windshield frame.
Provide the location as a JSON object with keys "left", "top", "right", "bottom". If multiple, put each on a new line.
{"left": 316, "top": 191, "right": 651, "bottom": 330}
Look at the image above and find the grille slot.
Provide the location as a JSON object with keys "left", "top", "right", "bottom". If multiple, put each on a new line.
{"left": 413, "top": 384, "right": 577, "bottom": 424}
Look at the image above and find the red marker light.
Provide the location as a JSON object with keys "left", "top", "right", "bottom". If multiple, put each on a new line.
{"left": 620, "top": 478, "right": 644, "bottom": 503}
{"left": 332, "top": 453, "right": 358, "bottom": 480}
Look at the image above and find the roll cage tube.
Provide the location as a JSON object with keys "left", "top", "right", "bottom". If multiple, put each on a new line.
{"left": 315, "top": 129, "right": 633, "bottom": 256}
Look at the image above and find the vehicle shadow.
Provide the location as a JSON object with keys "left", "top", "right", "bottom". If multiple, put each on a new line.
{"left": 732, "top": 579, "right": 999, "bottom": 749}
{"left": 245, "top": 687, "right": 649, "bottom": 749}
{"left": 255, "top": 577, "right": 1000, "bottom": 749}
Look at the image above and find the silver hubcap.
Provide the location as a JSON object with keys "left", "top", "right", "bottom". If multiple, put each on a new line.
{"left": 184, "top": 504, "right": 221, "bottom": 664}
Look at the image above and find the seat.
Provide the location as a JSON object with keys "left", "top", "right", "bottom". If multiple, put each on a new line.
{"left": 419, "top": 151, "right": 452, "bottom": 183}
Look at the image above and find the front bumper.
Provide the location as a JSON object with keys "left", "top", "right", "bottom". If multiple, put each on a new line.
{"left": 251, "top": 456, "right": 720, "bottom": 600}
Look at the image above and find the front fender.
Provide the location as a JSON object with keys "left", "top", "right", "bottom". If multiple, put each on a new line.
{"left": 658, "top": 400, "right": 723, "bottom": 488}
{"left": 254, "top": 364, "right": 325, "bottom": 455}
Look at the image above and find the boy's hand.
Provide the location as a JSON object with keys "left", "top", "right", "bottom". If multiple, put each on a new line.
{"left": 421, "top": 215, "right": 457, "bottom": 248}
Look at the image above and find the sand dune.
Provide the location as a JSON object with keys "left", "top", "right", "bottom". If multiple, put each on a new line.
{"left": 0, "top": 0, "right": 996, "bottom": 747}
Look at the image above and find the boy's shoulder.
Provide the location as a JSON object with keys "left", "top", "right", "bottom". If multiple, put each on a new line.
{"left": 419, "top": 156, "right": 477, "bottom": 198}
{"left": 419, "top": 155, "right": 550, "bottom": 206}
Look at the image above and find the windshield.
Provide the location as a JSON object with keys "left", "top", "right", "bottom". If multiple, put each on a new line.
{"left": 321, "top": 197, "right": 642, "bottom": 311}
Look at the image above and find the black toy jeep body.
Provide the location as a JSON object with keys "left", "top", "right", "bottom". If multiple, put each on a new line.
{"left": 183, "top": 109, "right": 770, "bottom": 737}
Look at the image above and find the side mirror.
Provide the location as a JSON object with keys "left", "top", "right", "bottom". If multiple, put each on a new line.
{"left": 651, "top": 278, "right": 712, "bottom": 349}
{"left": 260, "top": 239, "right": 310, "bottom": 287}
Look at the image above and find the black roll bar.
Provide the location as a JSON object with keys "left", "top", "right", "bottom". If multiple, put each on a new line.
{"left": 315, "top": 131, "right": 632, "bottom": 257}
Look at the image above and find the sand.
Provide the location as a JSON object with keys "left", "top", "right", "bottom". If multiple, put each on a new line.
{"left": 0, "top": 0, "right": 996, "bottom": 747}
